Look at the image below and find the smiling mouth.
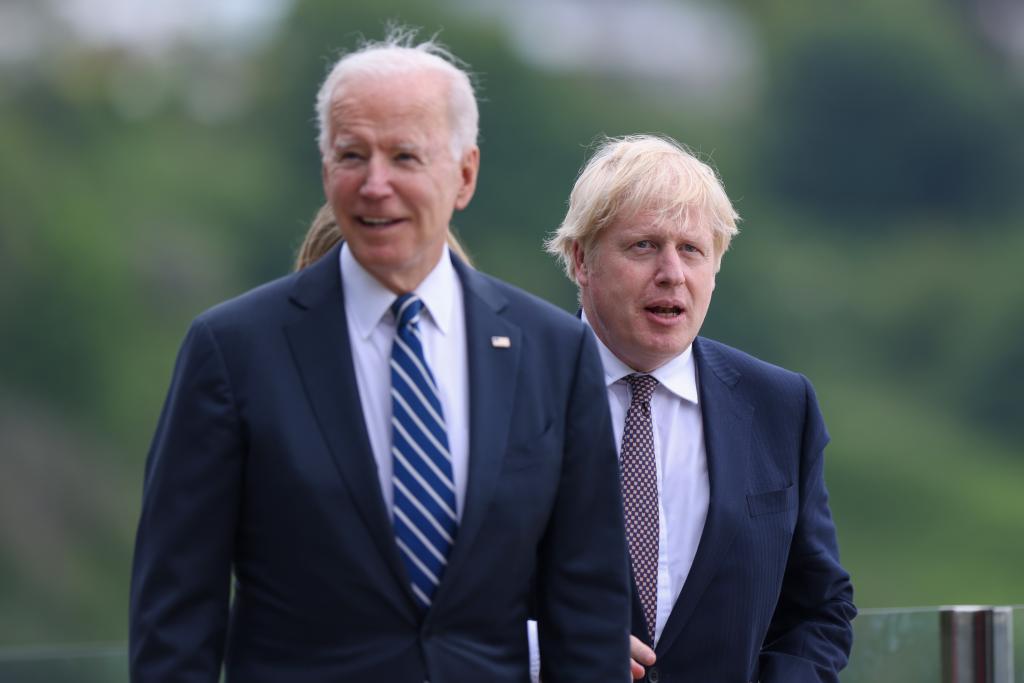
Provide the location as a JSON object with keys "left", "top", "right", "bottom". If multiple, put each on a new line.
{"left": 646, "top": 305, "right": 683, "bottom": 318}
{"left": 357, "top": 216, "right": 404, "bottom": 227}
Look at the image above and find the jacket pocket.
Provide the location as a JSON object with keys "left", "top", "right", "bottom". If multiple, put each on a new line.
{"left": 746, "top": 484, "right": 796, "bottom": 517}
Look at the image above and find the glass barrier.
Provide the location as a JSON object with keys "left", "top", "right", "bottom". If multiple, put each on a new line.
{"left": 842, "top": 607, "right": 942, "bottom": 683}
{"left": 1016, "top": 606, "right": 1024, "bottom": 683}
{"left": 0, "top": 606, "right": 1019, "bottom": 682}
{"left": 843, "top": 605, "right": 1023, "bottom": 683}
{"left": 0, "top": 644, "right": 127, "bottom": 683}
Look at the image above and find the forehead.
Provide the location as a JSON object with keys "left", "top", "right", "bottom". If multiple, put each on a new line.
{"left": 328, "top": 70, "right": 451, "bottom": 142}
{"left": 604, "top": 205, "right": 713, "bottom": 242}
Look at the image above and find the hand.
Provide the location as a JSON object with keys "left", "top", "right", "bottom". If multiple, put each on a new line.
{"left": 630, "top": 635, "right": 656, "bottom": 680}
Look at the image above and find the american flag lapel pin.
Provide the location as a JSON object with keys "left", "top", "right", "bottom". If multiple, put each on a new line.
{"left": 490, "top": 336, "right": 511, "bottom": 348}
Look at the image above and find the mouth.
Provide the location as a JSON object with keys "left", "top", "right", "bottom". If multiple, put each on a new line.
{"left": 645, "top": 305, "right": 684, "bottom": 319}
{"left": 356, "top": 216, "right": 405, "bottom": 227}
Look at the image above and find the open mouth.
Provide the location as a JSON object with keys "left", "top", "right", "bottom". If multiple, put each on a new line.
{"left": 646, "top": 305, "right": 683, "bottom": 318}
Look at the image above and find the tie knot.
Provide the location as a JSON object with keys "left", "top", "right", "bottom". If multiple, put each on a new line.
{"left": 626, "top": 373, "right": 659, "bottom": 404}
{"left": 391, "top": 293, "right": 423, "bottom": 330}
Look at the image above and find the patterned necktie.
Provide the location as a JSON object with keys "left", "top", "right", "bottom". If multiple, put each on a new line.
{"left": 390, "top": 293, "right": 457, "bottom": 610}
{"left": 621, "top": 373, "right": 660, "bottom": 644}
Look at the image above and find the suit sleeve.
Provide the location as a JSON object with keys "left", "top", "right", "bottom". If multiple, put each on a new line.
{"left": 535, "top": 326, "right": 632, "bottom": 683}
{"left": 129, "top": 318, "right": 243, "bottom": 682}
{"left": 759, "top": 376, "right": 857, "bottom": 683}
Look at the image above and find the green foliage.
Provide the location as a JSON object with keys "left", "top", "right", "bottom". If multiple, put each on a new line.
{"left": 1, "top": 0, "right": 1022, "bottom": 655}
{"left": 750, "top": 1, "right": 1024, "bottom": 229}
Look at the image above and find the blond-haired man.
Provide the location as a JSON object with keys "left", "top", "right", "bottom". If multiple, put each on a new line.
{"left": 546, "top": 135, "right": 855, "bottom": 682}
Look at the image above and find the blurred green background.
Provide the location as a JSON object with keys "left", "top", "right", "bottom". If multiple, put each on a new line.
{"left": 1, "top": 0, "right": 1022, "bottom": 651}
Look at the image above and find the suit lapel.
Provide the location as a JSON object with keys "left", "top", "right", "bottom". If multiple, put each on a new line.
{"left": 577, "top": 306, "right": 654, "bottom": 643}
{"left": 432, "top": 259, "right": 522, "bottom": 607}
{"left": 282, "top": 245, "right": 414, "bottom": 605}
{"left": 654, "top": 337, "right": 753, "bottom": 656}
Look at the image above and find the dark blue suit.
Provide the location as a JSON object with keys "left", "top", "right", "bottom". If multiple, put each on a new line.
{"left": 129, "top": 244, "right": 631, "bottom": 682}
{"left": 634, "top": 337, "right": 855, "bottom": 683}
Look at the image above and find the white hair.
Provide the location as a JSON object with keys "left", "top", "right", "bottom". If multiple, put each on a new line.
{"left": 315, "top": 26, "right": 479, "bottom": 161}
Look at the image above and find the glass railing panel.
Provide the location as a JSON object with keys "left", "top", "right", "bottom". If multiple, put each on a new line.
{"left": 1014, "top": 605, "right": 1023, "bottom": 683}
{"left": 842, "top": 607, "right": 941, "bottom": 683}
{"left": 0, "top": 644, "right": 128, "bottom": 683}
{"left": 0, "top": 608, "right": 1020, "bottom": 683}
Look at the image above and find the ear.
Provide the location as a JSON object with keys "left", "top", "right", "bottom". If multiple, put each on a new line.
{"left": 454, "top": 146, "right": 480, "bottom": 210}
{"left": 572, "top": 240, "right": 589, "bottom": 287}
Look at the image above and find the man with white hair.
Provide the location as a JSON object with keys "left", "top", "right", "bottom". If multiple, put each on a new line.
{"left": 129, "top": 30, "right": 631, "bottom": 682}
{"left": 545, "top": 135, "right": 856, "bottom": 682}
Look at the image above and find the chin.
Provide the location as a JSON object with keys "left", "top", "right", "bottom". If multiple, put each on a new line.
{"left": 647, "top": 330, "right": 689, "bottom": 350}
{"left": 357, "top": 244, "right": 411, "bottom": 266}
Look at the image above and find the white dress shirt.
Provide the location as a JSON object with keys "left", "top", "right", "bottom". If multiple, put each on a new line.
{"left": 340, "top": 243, "right": 470, "bottom": 518}
{"left": 586, "top": 316, "right": 710, "bottom": 646}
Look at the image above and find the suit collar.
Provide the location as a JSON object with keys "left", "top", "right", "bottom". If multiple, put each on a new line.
{"left": 289, "top": 242, "right": 340, "bottom": 310}
{"left": 692, "top": 335, "right": 742, "bottom": 387}
{"left": 654, "top": 336, "right": 753, "bottom": 655}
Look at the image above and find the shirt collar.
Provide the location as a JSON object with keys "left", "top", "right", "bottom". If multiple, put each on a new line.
{"left": 340, "top": 243, "right": 457, "bottom": 339}
{"left": 582, "top": 310, "right": 699, "bottom": 405}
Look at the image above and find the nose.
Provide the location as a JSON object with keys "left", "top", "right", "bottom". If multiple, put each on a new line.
{"left": 359, "top": 156, "right": 393, "bottom": 200}
{"left": 654, "top": 249, "right": 686, "bottom": 287}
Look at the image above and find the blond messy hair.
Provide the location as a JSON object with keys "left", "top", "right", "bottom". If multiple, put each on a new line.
{"left": 545, "top": 134, "right": 740, "bottom": 284}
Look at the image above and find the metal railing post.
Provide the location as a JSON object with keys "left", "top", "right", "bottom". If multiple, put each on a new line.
{"left": 940, "top": 605, "right": 1014, "bottom": 683}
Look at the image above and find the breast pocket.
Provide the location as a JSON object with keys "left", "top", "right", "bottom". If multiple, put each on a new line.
{"left": 746, "top": 484, "right": 797, "bottom": 517}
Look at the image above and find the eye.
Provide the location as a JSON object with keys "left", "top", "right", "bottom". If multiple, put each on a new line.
{"left": 334, "top": 149, "right": 364, "bottom": 163}
{"left": 634, "top": 240, "right": 655, "bottom": 250}
{"left": 395, "top": 151, "right": 421, "bottom": 164}
{"left": 682, "top": 243, "right": 704, "bottom": 255}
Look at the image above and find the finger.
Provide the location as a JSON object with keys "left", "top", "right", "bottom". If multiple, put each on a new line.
{"left": 630, "top": 658, "right": 646, "bottom": 680}
{"left": 629, "top": 635, "right": 657, "bottom": 666}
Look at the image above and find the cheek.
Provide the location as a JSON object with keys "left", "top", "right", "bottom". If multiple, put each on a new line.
{"left": 594, "top": 255, "right": 634, "bottom": 282}
{"left": 589, "top": 256, "right": 649, "bottom": 307}
{"left": 703, "top": 277, "right": 717, "bottom": 303}
{"left": 405, "top": 181, "right": 445, "bottom": 216}
{"left": 324, "top": 172, "right": 354, "bottom": 198}
{"left": 690, "top": 270, "right": 716, "bottom": 301}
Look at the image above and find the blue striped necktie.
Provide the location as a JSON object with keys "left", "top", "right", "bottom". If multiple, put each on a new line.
{"left": 390, "top": 293, "right": 457, "bottom": 610}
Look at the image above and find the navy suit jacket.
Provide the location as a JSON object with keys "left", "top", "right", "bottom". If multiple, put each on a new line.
{"left": 129, "top": 244, "right": 631, "bottom": 682}
{"left": 633, "top": 337, "right": 855, "bottom": 683}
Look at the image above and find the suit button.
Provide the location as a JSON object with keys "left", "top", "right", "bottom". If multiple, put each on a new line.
{"left": 647, "top": 666, "right": 660, "bottom": 683}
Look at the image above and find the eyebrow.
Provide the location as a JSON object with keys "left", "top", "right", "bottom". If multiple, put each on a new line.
{"left": 330, "top": 139, "right": 426, "bottom": 155}
{"left": 394, "top": 142, "right": 426, "bottom": 155}
{"left": 331, "top": 137, "right": 361, "bottom": 149}
{"left": 621, "top": 227, "right": 711, "bottom": 243}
